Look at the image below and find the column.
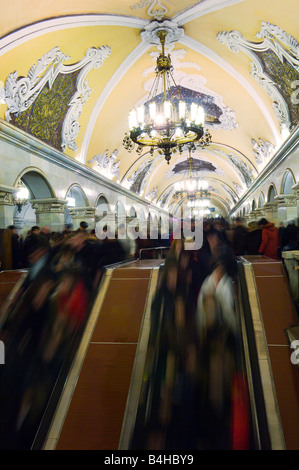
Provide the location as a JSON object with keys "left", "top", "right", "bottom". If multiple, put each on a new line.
{"left": 292, "top": 183, "right": 299, "bottom": 225}
{"left": 31, "top": 198, "right": 67, "bottom": 233}
{"left": 251, "top": 208, "right": 265, "bottom": 221}
{"left": 275, "top": 194, "right": 297, "bottom": 225}
{"left": 262, "top": 201, "right": 278, "bottom": 226}
{"left": 68, "top": 206, "right": 96, "bottom": 231}
{"left": 0, "top": 185, "right": 14, "bottom": 229}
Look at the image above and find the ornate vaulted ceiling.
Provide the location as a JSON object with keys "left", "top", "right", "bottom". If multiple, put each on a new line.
{"left": 0, "top": 0, "right": 298, "bottom": 217}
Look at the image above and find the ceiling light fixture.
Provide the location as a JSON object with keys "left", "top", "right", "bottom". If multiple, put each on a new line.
{"left": 123, "top": 29, "right": 211, "bottom": 164}
{"left": 14, "top": 181, "right": 29, "bottom": 212}
{"left": 174, "top": 146, "right": 211, "bottom": 202}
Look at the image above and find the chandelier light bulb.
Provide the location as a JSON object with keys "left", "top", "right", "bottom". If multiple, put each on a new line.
{"left": 164, "top": 101, "right": 171, "bottom": 120}
{"left": 16, "top": 185, "right": 29, "bottom": 201}
{"left": 179, "top": 101, "right": 186, "bottom": 119}
{"left": 155, "top": 114, "right": 165, "bottom": 126}
{"left": 129, "top": 109, "right": 137, "bottom": 129}
{"left": 191, "top": 103, "right": 198, "bottom": 122}
{"left": 149, "top": 102, "right": 156, "bottom": 120}
{"left": 196, "top": 107, "right": 205, "bottom": 125}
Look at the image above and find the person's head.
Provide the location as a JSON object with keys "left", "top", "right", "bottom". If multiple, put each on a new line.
{"left": 79, "top": 221, "right": 88, "bottom": 230}
{"left": 257, "top": 218, "right": 268, "bottom": 227}
{"left": 31, "top": 225, "right": 40, "bottom": 235}
{"left": 7, "top": 225, "right": 17, "bottom": 234}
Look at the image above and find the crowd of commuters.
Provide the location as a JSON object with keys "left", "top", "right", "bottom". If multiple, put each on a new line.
{"left": 131, "top": 216, "right": 299, "bottom": 450}
{"left": 1, "top": 215, "right": 299, "bottom": 449}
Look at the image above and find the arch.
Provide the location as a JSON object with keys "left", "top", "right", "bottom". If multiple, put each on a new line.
{"left": 267, "top": 184, "right": 277, "bottom": 202}
{"left": 96, "top": 194, "right": 111, "bottom": 211}
{"left": 252, "top": 199, "right": 257, "bottom": 211}
{"left": 128, "top": 206, "right": 137, "bottom": 218}
{"left": 115, "top": 199, "right": 126, "bottom": 217}
{"left": 65, "top": 184, "right": 89, "bottom": 207}
{"left": 258, "top": 192, "right": 265, "bottom": 208}
{"left": 281, "top": 169, "right": 296, "bottom": 194}
{"left": 15, "top": 168, "right": 55, "bottom": 199}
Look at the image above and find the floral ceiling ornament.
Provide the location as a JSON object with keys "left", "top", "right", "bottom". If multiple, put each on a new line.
{"left": 3, "top": 45, "right": 111, "bottom": 152}
{"left": 217, "top": 22, "right": 299, "bottom": 132}
{"left": 130, "top": 0, "right": 169, "bottom": 20}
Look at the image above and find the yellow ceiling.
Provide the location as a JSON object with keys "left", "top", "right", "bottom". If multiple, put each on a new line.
{"left": 0, "top": 0, "right": 298, "bottom": 215}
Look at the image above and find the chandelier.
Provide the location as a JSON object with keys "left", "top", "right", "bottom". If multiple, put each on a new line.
{"left": 123, "top": 30, "right": 211, "bottom": 164}
{"left": 14, "top": 181, "right": 29, "bottom": 212}
{"left": 187, "top": 199, "right": 211, "bottom": 217}
{"left": 174, "top": 148, "right": 211, "bottom": 202}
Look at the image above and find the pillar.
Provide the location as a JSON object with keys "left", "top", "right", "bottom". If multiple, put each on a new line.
{"left": 275, "top": 194, "right": 297, "bottom": 225}
{"left": 68, "top": 206, "right": 96, "bottom": 231}
{"left": 262, "top": 201, "right": 278, "bottom": 226}
{"left": 31, "top": 198, "right": 67, "bottom": 233}
{"left": 0, "top": 185, "right": 14, "bottom": 229}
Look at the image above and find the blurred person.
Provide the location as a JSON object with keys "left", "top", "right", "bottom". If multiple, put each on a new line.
{"left": 20, "top": 225, "right": 41, "bottom": 267}
{"left": 257, "top": 218, "right": 279, "bottom": 260}
{"left": 118, "top": 223, "right": 136, "bottom": 259}
{"left": 283, "top": 220, "right": 299, "bottom": 251}
{"left": 195, "top": 233, "right": 245, "bottom": 449}
{"left": 40, "top": 225, "right": 50, "bottom": 240}
{"left": 7, "top": 225, "right": 21, "bottom": 269}
{"left": 232, "top": 217, "right": 248, "bottom": 256}
{"left": 246, "top": 221, "right": 262, "bottom": 255}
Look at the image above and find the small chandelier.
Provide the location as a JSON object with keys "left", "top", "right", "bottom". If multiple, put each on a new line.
{"left": 123, "top": 30, "right": 210, "bottom": 164}
{"left": 174, "top": 148, "right": 211, "bottom": 201}
{"left": 14, "top": 181, "right": 29, "bottom": 212}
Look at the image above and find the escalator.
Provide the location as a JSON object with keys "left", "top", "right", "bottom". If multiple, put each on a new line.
{"left": 43, "top": 259, "right": 164, "bottom": 450}
{"left": 124, "top": 256, "right": 299, "bottom": 450}
{"left": 1, "top": 253, "right": 298, "bottom": 450}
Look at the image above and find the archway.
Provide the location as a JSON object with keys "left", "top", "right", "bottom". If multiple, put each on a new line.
{"left": 13, "top": 169, "right": 55, "bottom": 236}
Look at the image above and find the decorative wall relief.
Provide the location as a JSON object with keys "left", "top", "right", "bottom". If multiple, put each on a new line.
{"left": 88, "top": 149, "right": 120, "bottom": 180}
{"left": 127, "top": 158, "right": 156, "bottom": 195}
{"left": 217, "top": 22, "right": 299, "bottom": 131}
{"left": 4, "top": 45, "right": 111, "bottom": 152}
{"left": 146, "top": 186, "right": 158, "bottom": 203}
{"left": 157, "top": 186, "right": 174, "bottom": 208}
{"left": 221, "top": 183, "right": 238, "bottom": 204}
{"left": 212, "top": 147, "right": 255, "bottom": 188}
{"left": 251, "top": 138, "right": 275, "bottom": 166}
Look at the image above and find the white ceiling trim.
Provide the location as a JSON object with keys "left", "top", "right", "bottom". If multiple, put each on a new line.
{"left": 180, "top": 35, "right": 281, "bottom": 144}
{"left": 0, "top": 14, "right": 148, "bottom": 56}
{"left": 174, "top": 0, "right": 246, "bottom": 25}
{"left": 80, "top": 39, "right": 152, "bottom": 163}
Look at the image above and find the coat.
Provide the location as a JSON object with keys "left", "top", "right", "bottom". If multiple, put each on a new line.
{"left": 258, "top": 223, "right": 279, "bottom": 260}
